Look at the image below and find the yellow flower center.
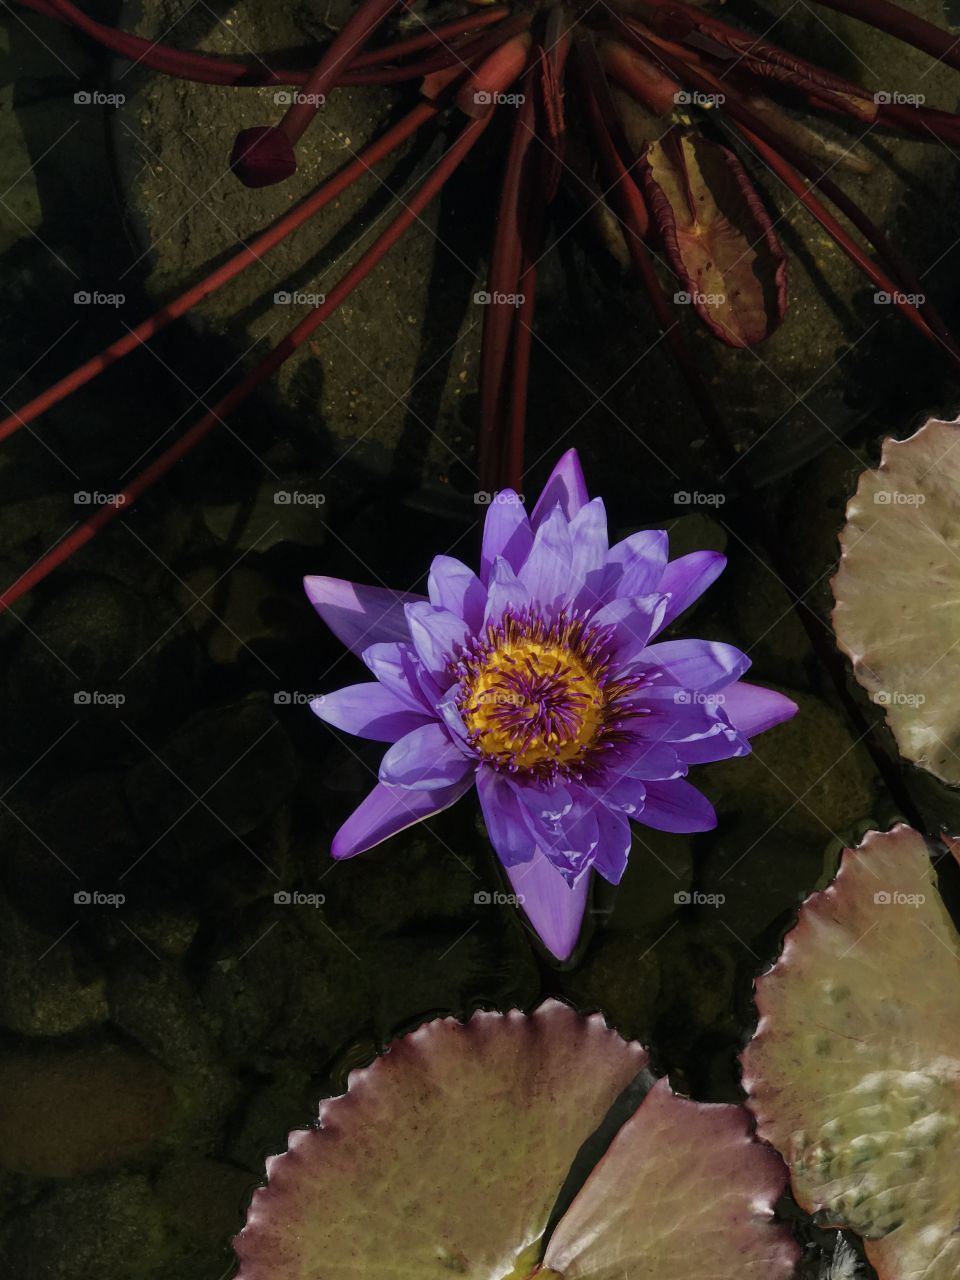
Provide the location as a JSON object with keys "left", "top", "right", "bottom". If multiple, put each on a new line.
{"left": 460, "top": 636, "right": 606, "bottom": 769}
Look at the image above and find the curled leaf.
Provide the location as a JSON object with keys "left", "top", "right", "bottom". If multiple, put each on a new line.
{"left": 742, "top": 825, "right": 960, "bottom": 1280}
{"left": 642, "top": 127, "right": 787, "bottom": 346}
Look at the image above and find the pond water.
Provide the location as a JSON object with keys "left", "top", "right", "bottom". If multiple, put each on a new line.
{"left": 1, "top": 1, "right": 959, "bottom": 1277}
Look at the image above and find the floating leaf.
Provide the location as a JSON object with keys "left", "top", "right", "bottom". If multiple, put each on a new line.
{"left": 642, "top": 127, "right": 787, "bottom": 347}
{"left": 742, "top": 825, "right": 960, "bottom": 1280}
{"left": 235, "top": 1000, "right": 646, "bottom": 1280}
{"left": 542, "top": 1077, "right": 799, "bottom": 1279}
{"left": 235, "top": 999, "right": 797, "bottom": 1280}
{"left": 832, "top": 417, "right": 960, "bottom": 784}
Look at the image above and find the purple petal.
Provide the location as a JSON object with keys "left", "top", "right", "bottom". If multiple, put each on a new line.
{"left": 720, "top": 681, "right": 798, "bottom": 737}
{"left": 361, "top": 642, "right": 431, "bottom": 713}
{"left": 655, "top": 552, "right": 726, "bottom": 632}
{"left": 618, "top": 740, "right": 684, "bottom": 780}
{"left": 477, "top": 769, "right": 535, "bottom": 868}
{"left": 480, "top": 493, "right": 533, "bottom": 584}
{"left": 568, "top": 499, "right": 610, "bottom": 608}
{"left": 675, "top": 730, "right": 749, "bottom": 764}
{"left": 304, "top": 576, "right": 423, "bottom": 655}
{"left": 640, "top": 639, "right": 750, "bottom": 693}
{"left": 331, "top": 775, "right": 475, "bottom": 859}
{"left": 523, "top": 785, "right": 600, "bottom": 882}
{"left": 405, "top": 602, "right": 471, "bottom": 681}
{"left": 311, "top": 683, "right": 432, "bottom": 743}
{"left": 484, "top": 556, "right": 532, "bottom": 626}
{"left": 640, "top": 779, "right": 717, "bottom": 833}
{"left": 635, "top": 686, "right": 725, "bottom": 741}
{"left": 503, "top": 847, "right": 591, "bottom": 961}
{"left": 592, "top": 804, "right": 632, "bottom": 885}
{"left": 600, "top": 775, "right": 646, "bottom": 815}
{"left": 379, "top": 722, "right": 473, "bottom": 790}
{"left": 519, "top": 505, "right": 573, "bottom": 612}
{"left": 592, "top": 594, "right": 668, "bottom": 664}
{"left": 428, "top": 556, "right": 487, "bottom": 632}
{"left": 530, "top": 449, "right": 589, "bottom": 532}
{"left": 603, "top": 530, "right": 669, "bottom": 599}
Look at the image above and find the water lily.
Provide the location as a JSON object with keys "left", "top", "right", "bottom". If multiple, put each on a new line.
{"left": 306, "top": 450, "right": 796, "bottom": 960}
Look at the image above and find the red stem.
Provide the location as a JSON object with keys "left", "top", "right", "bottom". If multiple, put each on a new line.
{"left": 0, "top": 111, "right": 492, "bottom": 614}
{"left": 477, "top": 86, "right": 538, "bottom": 492}
{"left": 572, "top": 38, "right": 731, "bottom": 452}
{"left": 807, "top": 0, "right": 960, "bottom": 72}
{"left": 0, "top": 101, "right": 440, "bottom": 446}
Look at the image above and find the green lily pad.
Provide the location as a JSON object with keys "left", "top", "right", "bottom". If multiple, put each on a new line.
{"left": 742, "top": 825, "right": 960, "bottom": 1280}
{"left": 235, "top": 999, "right": 797, "bottom": 1280}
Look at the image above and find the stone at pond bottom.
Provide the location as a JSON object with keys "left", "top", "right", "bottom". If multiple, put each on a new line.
{"left": 0, "top": 1043, "right": 172, "bottom": 1177}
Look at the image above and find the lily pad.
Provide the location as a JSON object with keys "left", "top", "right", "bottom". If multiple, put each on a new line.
{"left": 831, "top": 418, "right": 960, "bottom": 784}
{"left": 542, "top": 1077, "right": 799, "bottom": 1279}
{"left": 742, "top": 825, "right": 960, "bottom": 1280}
{"left": 235, "top": 1000, "right": 797, "bottom": 1280}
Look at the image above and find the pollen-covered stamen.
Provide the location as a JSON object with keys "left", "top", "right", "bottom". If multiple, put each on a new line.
{"left": 454, "top": 607, "right": 646, "bottom": 778}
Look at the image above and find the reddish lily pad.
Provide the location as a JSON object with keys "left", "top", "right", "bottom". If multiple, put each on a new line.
{"left": 742, "top": 825, "right": 960, "bottom": 1280}
{"left": 832, "top": 418, "right": 960, "bottom": 784}
{"left": 235, "top": 1000, "right": 797, "bottom": 1280}
{"left": 542, "top": 1077, "right": 799, "bottom": 1279}
{"left": 642, "top": 127, "right": 787, "bottom": 348}
{"left": 235, "top": 1001, "right": 646, "bottom": 1280}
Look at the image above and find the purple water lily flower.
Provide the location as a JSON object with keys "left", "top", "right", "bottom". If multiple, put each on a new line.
{"left": 305, "top": 451, "right": 797, "bottom": 961}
